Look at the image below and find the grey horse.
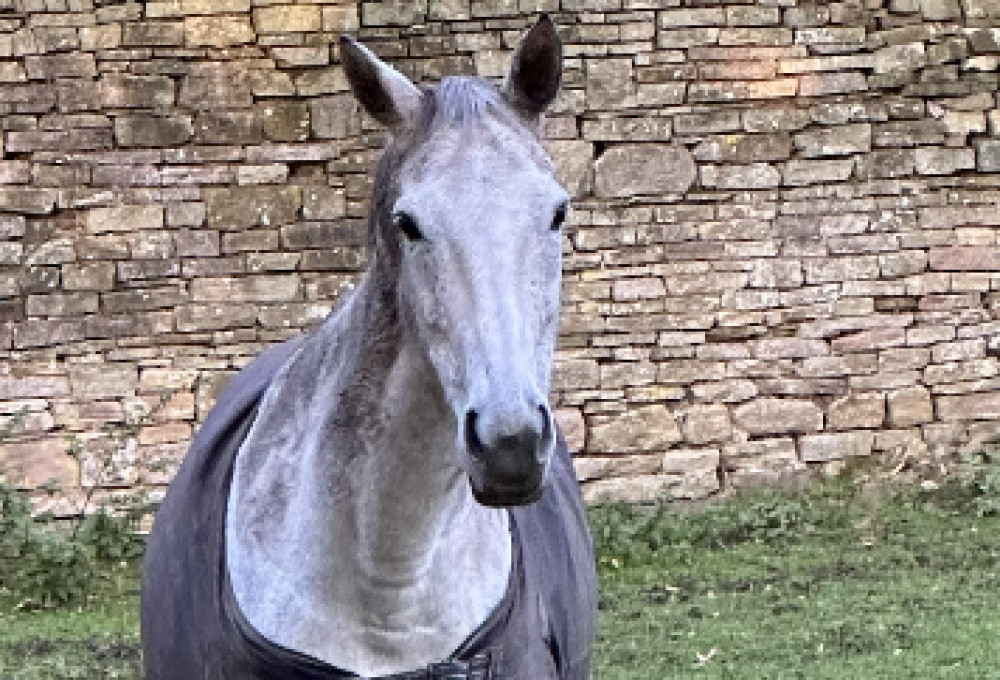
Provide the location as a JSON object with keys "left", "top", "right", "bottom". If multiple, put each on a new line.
{"left": 141, "top": 16, "right": 597, "bottom": 680}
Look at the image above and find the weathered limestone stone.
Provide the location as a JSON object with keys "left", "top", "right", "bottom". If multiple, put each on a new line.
{"left": 0, "top": 375, "right": 70, "bottom": 399}
{"left": 683, "top": 404, "right": 731, "bottom": 444}
{"left": 929, "top": 246, "right": 1000, "bottom": 271}
{"left": 254, "top": 5, "right": 321, "bottom": 32}
{"left": 663, "top": 448, "right": 721, "bottom": 498}
{"left": 85, "top": 204, "right": 163, "bottom": 234}
{"left": 310, "top": 94, "right": 360, "bottom": 139}
{"left": 919, "top": 0, "right": 961, "bottom": 19}
{"left": 122, "top": 20, "right": 185, "bottom": 46}
{"left": 585, "top": 58, "right": 634, "bottom": 110}
{"left": 887, "top": 386, "right": 933, "bottom": 427}
{"left": 195, "top": 110, "right": 262, "bottom": 145}
{"left": 594, "top": 144, "right": 696, "bottom": 197}
{"left": 799, "top": 72, "right": 868, "bottom": 97}
{"left": 184, "top": 15, "right": 255, "bottom": 47}
{"left": 689, "top": 79, "right": 798, "bottom": 102}
{"left": 937, "top": 391, "right": 1000, "bottom": 421}
{"left": 115, "top": 115, "right": 193, "bottom": 148}
{"left": 582, "top": 474, "right": 682, "bottom": 504}
{"left": 259, "top": 100, "right": 310, "bottom": 142}
{"left": 700, "top": 163, "right": 781, "bottom": 189}
{"left": 191, "top": 275, "right": 301, "bottom": 303}
{"left": 693, "top": 134, "right": 792, "bottom": 163}
{"left": 799, "top": 431, "right": 875, "bottom": 462}
{"left": 829, "top": 393, "right": 885, "bottom": 430}
{"left": 554, "top": 408, "right": 586, "bottom": 453}
{"left": 794, "top": 123, "right": 871, "bottom": 157}
{"left": 914, "top": 147, "right": 976, "bottom": 175}
{"left": 544, "top": 140, "right": 593, "bottom": 199}
{"left": 976, "top": 139, "right": 1000, "bottom": 172}
{"left": 722, "top": 438, "right": 805, "bottom": 485}
{"left": 69, "top": 363, "right": 138, "bottom": 400}
{"left": 552, "top": 359, "right": 598, "bottom": 392}
{"left": 782, "top": 158, "right": 854, "bottom": 185}
{"left": 204, "top": 186, "right": 302, "bottom": 228}
{"left": 0, "top": 438, "right": 78, "bottom": 488}
{"left": 588, "top": 404, "right": 682, "bottom": 454}
{"left": 732, "top": 398, "right": 823, "bottom": 436}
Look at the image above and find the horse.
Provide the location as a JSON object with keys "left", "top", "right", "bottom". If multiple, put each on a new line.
{"left": 141, "top": 16, "right": 597, "bottom": 680}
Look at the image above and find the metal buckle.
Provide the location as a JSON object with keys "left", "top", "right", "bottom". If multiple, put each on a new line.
{"left": 378, "top": 652, "right": 491, "bottom": 680}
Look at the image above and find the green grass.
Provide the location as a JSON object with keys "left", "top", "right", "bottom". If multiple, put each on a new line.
{"left": 2, "top": 479, "right": 1000, "bottom": 679}
{"left": 591, "top": 482, "right": 1000, "bottom": 679}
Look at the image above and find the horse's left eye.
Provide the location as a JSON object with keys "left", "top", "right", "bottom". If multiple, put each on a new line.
{"left": 393, "top": 212, "right": 424, "bottom": 242}
{"left": 551, "top": 203, "right": 568, "bottom": 231}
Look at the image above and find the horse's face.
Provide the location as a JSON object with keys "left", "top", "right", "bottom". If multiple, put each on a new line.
{"left": 342, "top": 19, "right": 565, "bottom": 506}
{"left": 393, "top": 114, "right": 567, "bottom": 506}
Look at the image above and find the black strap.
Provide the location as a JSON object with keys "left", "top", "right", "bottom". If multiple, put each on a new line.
{"left": 377, "top": 652, "right": 491, "bottom": 679}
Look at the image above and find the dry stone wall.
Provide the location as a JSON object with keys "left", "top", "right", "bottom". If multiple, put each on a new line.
{"left": 1, "top": 0, "right": 1000, "bottom": 508}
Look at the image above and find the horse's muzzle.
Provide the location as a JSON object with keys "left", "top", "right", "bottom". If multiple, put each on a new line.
{"left": 463, "top": 403, "right": 553, "bottom": 507}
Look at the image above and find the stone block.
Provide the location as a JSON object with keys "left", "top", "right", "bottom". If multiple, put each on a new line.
{"left": 886, "top": 387, "right": 933, "bottom": 427}
{"left": 689, "top": 79, "right": 798, "bottom": 102}
{"left": 731, "top": 398, "right": 823, "bottom": 436}
{"left": 255, "top": 5, "right": 322, "bottom": 33}
{"left": 582, "top": 117, "right": 673, "bottom": 142}
{"left": 937, "top": 391, "right": 1000, "bottom": 421}
{"left": 184, "top": 15, "right": 255, "bottom": 47}
{"left": 919, "top": 0, "right": 961, "bottom": 19}
{"left": 585, "top": 58, "right": 634, "bottom": 110}
{"left": 324, "top": 5, "right": 360, "bottom": 31}
{"left": 122, "top": 21, "right": 185, "bottom": 46}
{"left": 929, "top": 246, "right": 1000, "bottom": 271}
{"left": 693, "top": 134, "right": 792, "bottom": 163}
{"left": 743, "top": 107, "right": 812, "bottom": 132}
{"left": 873, "top": 120, "right": 945, "bottom": 147}
{"left": 26, "top": 292, "right": 99, "bottom": 316}
{"left": 856, "top": 149, "right": 916, "bottom": 179}
{"left": 310, "top": 94, "right": 361, "bottom": 140}
{"left": 260, "top": 100, "right": 310, "bottom": 143}
{"left": 799, "top": 431, "right": 875, "bottom": 462}
{"left": 24, "top": 53, "right": 97, "bottom": 79}
{"left": 0, "top": 438, "right": 77, "bottom": 488}
{"left": 914, "top": 147, "right": 975, "bottom": 175}
{"left": 976, "top": 139, "right": 1000, "bottom": 172}
{"left": 85, "top": 204, "right": 164, "bottom": 234}
{"left": 194, "top": 110, "right": 262, "bottom": 145}
{"left": 794, "top": 124, "right": 871, "bottom": 157}
{"left": 658, "top": 7, "right": 725, "bottom": 26}
{"left": 175, "top": 304, "right": 257, "bottom": 333}
{"left": 673, "top": 111, "right": 742, "bottom": 134}
{"left": 683, "top": 405, "right": 731, "bottom": 444}
{"left": 700, "top": 163, "right": 781, "bottom": 190}
{"left": 191, "top": 275, "right": 301, "bottom": 303}
{"left": 594, "top": 144, "right": 696, "bottom": 197}
{"left": 799, "top": 72, "right": 868, "bottom": 97}
{"left": 69, "top": 363, "right": 138, "bottom": 400}
{"left": 552, "top": 359, "right": 599, "bottom": 391}
{"left": 783, "top": 158, "right": 854, "bottom": 185}
{"left": 204, "top": 186, "right": 301, "bottom": 229}
{"left": 829, "top": 393, "right": 885, "bottom": 430}
{"left": 588, "top": 404, "right": 682, "bottom": 454}
{"left": 544, "top": 140, "right": 593, "bottom": 199}
{"left": 0, "top": 375, "right": 70, "bottom": 400}
{"left": 554, "top": 408, "right": 585, "bottom": 453}
{"left": 301, "top": 187, "right": 348, "bottom": 221}
{"left": 115, "top": 115, "right": 193, "bottom": 148}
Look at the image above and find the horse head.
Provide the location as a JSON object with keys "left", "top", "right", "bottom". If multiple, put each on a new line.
{"left": 341, "top": 17, "right": 566, "bottom": 507}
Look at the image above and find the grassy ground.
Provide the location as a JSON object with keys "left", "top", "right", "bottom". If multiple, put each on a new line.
{"left": 2, "top": 479, "right": 999, "bottom": 679}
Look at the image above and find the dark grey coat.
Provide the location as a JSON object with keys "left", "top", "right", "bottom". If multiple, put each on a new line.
{"left": 141, "top": 337, "right": 597, "bottom": 679}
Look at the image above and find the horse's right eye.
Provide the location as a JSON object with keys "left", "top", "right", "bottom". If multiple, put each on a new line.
{"left": 393, "top": 212, "right": 423, "bottom": 242}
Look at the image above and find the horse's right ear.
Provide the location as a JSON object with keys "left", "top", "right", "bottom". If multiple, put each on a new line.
{"left": 506, "top": 15, "right": 563, "bottom": 118}
{"left": 340, "top": 36, "right": 422, "bottom": 131}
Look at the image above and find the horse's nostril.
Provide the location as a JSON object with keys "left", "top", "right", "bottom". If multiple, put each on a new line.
{"left": 465, "top": 409, "right": 485, "bottom": 457}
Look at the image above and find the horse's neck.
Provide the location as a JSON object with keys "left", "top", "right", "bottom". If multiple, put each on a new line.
{"left": 225, "top": 273, "right": 512, "bottom": 677}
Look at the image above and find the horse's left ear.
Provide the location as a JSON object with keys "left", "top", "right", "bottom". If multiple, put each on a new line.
{"left": 506, "top": 15, "right": 563, "bottom": 117}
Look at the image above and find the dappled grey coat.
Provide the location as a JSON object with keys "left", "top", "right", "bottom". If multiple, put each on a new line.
{"left": 141, "top": 336, "right": 597, "bottom": 679}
